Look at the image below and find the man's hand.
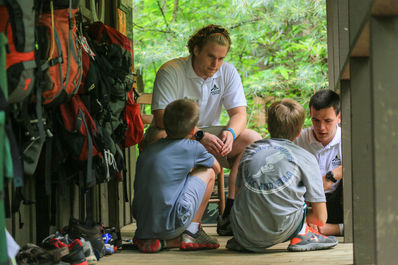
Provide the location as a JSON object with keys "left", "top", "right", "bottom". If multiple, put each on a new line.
{"left": 220, "top": 130, "right": 234, "bottom": 156}
{"left": 200, "top": 132, "right": 224, "bottom": 156}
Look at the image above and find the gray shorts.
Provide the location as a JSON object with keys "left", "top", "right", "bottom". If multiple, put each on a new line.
{"left": 166, "top": 175, "right": 206, "bottom": 239}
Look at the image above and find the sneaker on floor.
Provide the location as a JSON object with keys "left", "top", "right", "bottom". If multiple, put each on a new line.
{"left": 180, "top": 226, "right": 220, "bottom": 250}
{"left": 226, "top": 237, "right": 248, "bottom": 252}
{"left": 16, "top": 243, "right": 67, "bottom": 265}
{"left": 65, "top": 218, "right": 105, "bottom": 258}
{"left": 288, "top": 226, "right": 338, "bottom": 252}
{"left": 81, "top": 238, "right": 97, "bottom": 264}
{"left": 216, "top": 215, "right": 233, "bottom": 236}
{"left": 43, "top": 237, "right": 88, "bottom": 265}
{"left": 133, "top": 238, "right": 165, "bottom": 253}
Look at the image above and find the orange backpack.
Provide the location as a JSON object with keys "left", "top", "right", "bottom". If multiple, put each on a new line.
{"left": 36, "top": 1, "right": 82, "bottom": 106}
{"left": 0, "top": 0, "right": 36, "bottom": 103}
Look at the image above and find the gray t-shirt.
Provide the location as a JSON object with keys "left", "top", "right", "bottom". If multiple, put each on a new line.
{"left": 230, "top": 139, "right": 326, "bottom": 252}
{"left": 132, "top": 138, "right": 214, "bottom": 239}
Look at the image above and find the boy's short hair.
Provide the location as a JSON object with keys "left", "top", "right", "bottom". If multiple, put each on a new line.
{"left": 164, "top": 99, "right": 200, "bottom": 139}
{"left": 267, "top": 98, "right": 305, "bottom": 141}
{"left": 187, "top": 24, "right": 231, "bottom": 54}
{"left": 309, "top": 89, "right": 340, "bottom": 115}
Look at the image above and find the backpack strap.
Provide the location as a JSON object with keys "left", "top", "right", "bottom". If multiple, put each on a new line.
{"left": 68, "top": 0, "right": 82, "bottom": 94}
{"left": 77, "top": 108, "right": 94, "bottom": 187}
{"left": 44, "top": 134, "right": 53, "bottom": 195}
{"left": 4, "top": 0, "right": 30, "bottom": 52}
{"left": 4, "top": 120, "right": 23, "bottom": 187}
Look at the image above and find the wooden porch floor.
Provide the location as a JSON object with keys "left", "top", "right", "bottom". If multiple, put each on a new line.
{"left": 99, "top": 224, "right": 353, "bottom": 265}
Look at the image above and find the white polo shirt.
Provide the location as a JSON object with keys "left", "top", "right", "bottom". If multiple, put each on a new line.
{"left": 152, "top": 55, "right": 247, "bottom": 127}
{"left": 294, "top": 126, "right": 342, "bottom": 193}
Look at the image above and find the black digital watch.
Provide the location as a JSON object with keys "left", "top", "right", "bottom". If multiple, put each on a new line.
{"left": 326, "top": 171, "right": 337, "bottom": 183}
{"left": 195, "top": 130, "right": 204, "bottom": 141}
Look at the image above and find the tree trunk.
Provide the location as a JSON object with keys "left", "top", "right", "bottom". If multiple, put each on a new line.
{"left": 172, "top": 0, "right": 179, "bottom": 22}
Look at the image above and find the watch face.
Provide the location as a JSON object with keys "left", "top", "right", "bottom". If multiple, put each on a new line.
{"left": 326, "top": 171, "right": 337, "bottom": 182}
{"left": 195, "top": 130, "right": 204, "bottom": 141}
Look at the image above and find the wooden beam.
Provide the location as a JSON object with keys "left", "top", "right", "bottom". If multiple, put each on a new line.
{"left": 372, "top": 0, "right": 398, "bottom": 15}
{"left": 350, "top": 57, "right": 376, "bottom": 264}
{"left": 340, "top": 80, "right": 352, "bottom": 243}
{"left": 351, "top": 22, "right": 370, "bottom": 57}
{"left": 341, "top": 63, "right": 350, "bottom": 80}
{"left": 370, "top": 16, "right": 398, "bottom": 264}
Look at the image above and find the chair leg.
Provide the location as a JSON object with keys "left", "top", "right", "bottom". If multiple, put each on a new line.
{"left": 217, "top": 169, "right": 225, "bottom": 215}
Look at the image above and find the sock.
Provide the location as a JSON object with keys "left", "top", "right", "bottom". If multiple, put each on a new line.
{"left": 338, "top": 223, "right": 344, "bottom": 236}
{"left": 222, "top": 198, "right": 234, "bottom": 218}
{"left": 186, "top": 222, "right": 200, "bottom": 234}
{"left": 298, "top": 223, "right": 307, "bottom": 235}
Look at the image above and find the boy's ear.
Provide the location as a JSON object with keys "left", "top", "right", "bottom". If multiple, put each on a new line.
{"left": 294, "top": 130, "right": 302, "bottom": 140}
{"left": 189, "top": 126, "right": 198, "bottom": 137}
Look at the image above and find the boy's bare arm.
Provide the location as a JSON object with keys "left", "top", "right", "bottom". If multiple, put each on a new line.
{"left": 212, "top": 158, "right": 221, "bottom": 175}
{"left": 306, "top": 202, "right": 327, "bottom": 227}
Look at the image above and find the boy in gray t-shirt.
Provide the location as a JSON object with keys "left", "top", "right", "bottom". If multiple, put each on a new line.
{"left": 132, "top": 99, "right": 221, "bottom": 253}
{"left": 227, "top": 99, "right": 338, "bottom": 252}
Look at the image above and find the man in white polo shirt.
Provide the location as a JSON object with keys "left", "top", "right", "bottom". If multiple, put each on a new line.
{"left": 294, "top": 89, "right": 343, "bottom": 236}
{"left": 144, "top": 24, "right": 261, "bottom": 236}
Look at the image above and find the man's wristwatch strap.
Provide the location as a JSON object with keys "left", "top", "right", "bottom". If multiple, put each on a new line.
{"left": 326, "top": 171, "right": 337, "bottom": 183}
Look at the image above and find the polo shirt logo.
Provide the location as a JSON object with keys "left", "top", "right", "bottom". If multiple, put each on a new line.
{"left": 331, "top": 155, "right": 341, "bottom": 167}
{"left": 210, "top": 84, "right": 220, "bottom": 95}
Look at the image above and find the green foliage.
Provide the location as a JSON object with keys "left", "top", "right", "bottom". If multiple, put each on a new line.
{"left": 133, "top": 0, "right": 327, "bottom": 136}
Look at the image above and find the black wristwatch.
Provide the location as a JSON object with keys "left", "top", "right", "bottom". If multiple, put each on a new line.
{"left": 195, "top": 130, "right": 204, "bottom": 141}
{"left": 325, "top": 171, "right": 337, "bottom": 183}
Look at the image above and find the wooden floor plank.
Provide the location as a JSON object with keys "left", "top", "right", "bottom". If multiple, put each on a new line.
{"left": 99, "top": 224, "right": 353, "bottom": 265}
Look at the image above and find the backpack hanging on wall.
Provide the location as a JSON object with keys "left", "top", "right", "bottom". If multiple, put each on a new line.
{"left": 58, "top": 94, "right": 98, "bottom": 187}
{"left": 0, "top": 0, "right": 36, "bottom": 104}
{"left": 84, "top": 22, "right": 134, "bottom": 144}
{"left": 124, "top": 89, "right": 143, "bottom": 147}
{"left": 36, "top": 0, "right": 82, "bottom": 107}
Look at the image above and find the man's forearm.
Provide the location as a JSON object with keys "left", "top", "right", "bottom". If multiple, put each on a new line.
{"left": 226, "top": 107, "right": 247, "bottom": 137}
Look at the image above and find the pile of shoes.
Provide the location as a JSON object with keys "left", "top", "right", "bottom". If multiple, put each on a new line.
{"left": 102, "top": 226, "right": 122, "bottom": 255}
{"left": 16, "top": 243, "right": 68, "bottom": 265}
{"left": 63, "top": 218, "right": 105, "bottom": 261}
{"left": 41, "top": 232, "right": 89, "bottom": 265}
{"left": 15, "top": 218, "right": 124, "bottom": 264}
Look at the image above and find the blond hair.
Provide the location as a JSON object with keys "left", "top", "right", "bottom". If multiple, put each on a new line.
{"left": 267, "top": 98, "right": 305, "bottom": 141}
{"left": 187, "top": 24, "right": 231, "bottom": 54}
{"left": 164, "top": 99, "right": 200, "bottom": 139}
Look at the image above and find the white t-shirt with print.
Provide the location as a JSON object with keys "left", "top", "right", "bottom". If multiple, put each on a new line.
{"left": 152, "top": 55, "right": 247, "bottom": 127}
{"left": 294, "top": 126, "right": 342, "bottom": 193}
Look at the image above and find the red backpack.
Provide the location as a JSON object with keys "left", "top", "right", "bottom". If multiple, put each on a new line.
{"left": 124, "top": 90, "right": 144, "bottom": 147}
{"left": 59, "top": 95, "right": 98, "bottom": 161}
{"left": 58, "top": 94, "right": 98, "bottom": 186}
{"left": 36, "top": 1, "right": 82, "bottom": 106}
{"left": 0, "top": 0, "right": 36, "bottom": 103}
{"left": 85, "top": 22, "right": 143, "bottom": 147}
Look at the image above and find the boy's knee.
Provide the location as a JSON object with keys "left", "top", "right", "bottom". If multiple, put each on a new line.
{"left": 234, "top": 129, "right": 262, "bottom": 150}
{"left": 191, "top": 167, "right": 215, "bottom": 184}
{"left": 241, "top": 129, "right": 262, "bottom": 144}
